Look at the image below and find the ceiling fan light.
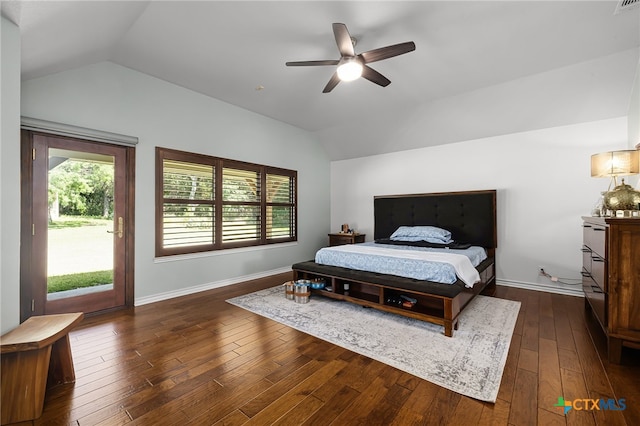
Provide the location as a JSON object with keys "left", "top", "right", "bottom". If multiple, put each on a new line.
{"left": 337, "top": 60, "right": 363, "bottom": 82}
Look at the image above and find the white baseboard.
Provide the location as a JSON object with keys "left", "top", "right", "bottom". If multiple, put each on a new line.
{"left": 135, "top": 269, "right": 583, "bottom": 306}
{"left": 496, "top": 278, "right": 584, "bottom": 297}
{"left": 134, "top": 266, "right": 292, "bottom": 306}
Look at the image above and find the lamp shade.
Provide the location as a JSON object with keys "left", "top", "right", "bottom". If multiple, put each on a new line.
{"left": 591, "top": 150, "right": 640, "bottom": 177}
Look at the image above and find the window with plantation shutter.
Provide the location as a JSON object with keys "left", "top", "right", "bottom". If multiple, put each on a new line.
{"left": 156, "top": 148, "right": 297, "bottom": 257}
{"left": 266, "top": 171, "right": 296, "bottom": 240}
{"left": 222, "top": 166, "right": 260, "bottom": 244}
{"left": 162, "top": 159, "right": 215, "bottom": 249}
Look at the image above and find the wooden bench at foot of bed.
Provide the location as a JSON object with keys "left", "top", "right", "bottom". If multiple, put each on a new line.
{"left": 292, "top": 259, "right": 495, "bottom": 337}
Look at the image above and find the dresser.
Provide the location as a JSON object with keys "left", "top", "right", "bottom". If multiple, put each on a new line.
{"left": 328, "top": 233, "right": 365, "bottom": 246}
{"left": 582, "top": 217, "right": 640, "bottom": 363}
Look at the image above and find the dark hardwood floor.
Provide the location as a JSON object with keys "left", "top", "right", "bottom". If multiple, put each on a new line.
{"left": 16, "top": 273, "right": 640, "bottom": 425}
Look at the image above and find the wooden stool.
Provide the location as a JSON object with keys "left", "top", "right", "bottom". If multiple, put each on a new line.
{"left": 1, "top": 312, "right": 84, "bottom": 424}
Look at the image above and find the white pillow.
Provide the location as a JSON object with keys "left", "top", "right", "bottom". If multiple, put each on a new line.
{"left": 389, "top": 226, "right": 452, "bottom": 243}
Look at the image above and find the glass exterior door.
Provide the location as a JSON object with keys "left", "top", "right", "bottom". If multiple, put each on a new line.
{"left": 29, "top": 134, "right": 128, "bottom": 315}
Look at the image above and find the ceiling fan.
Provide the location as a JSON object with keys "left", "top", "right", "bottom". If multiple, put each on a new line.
{"left": 286, "top": 23, "right": 416, "bottom": 93}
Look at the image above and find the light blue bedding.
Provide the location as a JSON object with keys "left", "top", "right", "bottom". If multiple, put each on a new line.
{"left": 315, "top": 242, "right": 487, "bottom": 285}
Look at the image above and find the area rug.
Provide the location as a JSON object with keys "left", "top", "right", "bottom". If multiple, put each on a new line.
{"left": 227, "top": 286, "right": 520, "bottom": 402}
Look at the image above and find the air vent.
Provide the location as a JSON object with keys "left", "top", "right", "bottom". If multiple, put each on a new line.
{"left": 615, "top": 0, "right": 640, "bottom": 14}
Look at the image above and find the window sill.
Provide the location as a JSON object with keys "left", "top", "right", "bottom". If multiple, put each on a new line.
{"left": 153, "top": 241, "right": 298, "bottom": 263}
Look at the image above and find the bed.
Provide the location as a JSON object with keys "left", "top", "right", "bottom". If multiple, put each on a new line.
{"left": 292, "top": 189, "right": 497, "bottom": 337}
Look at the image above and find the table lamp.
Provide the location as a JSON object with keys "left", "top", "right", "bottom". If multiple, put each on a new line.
{"left": 591, "top": 150, "right": 640, "bottom": 212}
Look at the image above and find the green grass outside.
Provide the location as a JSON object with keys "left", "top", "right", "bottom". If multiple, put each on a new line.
{"left": 48, "top": 270, "right": 113, "bottom": 293}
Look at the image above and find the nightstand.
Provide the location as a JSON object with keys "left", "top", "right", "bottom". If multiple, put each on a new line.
{"left": 328, "top": 233, "right": 365, "bottom": 246}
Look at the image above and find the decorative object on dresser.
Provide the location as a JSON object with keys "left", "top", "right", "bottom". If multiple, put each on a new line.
{"left": 582, "top": 216, "right": 640, "bottom": 363}
{"left": 591, "top": 150, "right": 640, "bottom": 214}
{"left": 328, "top": 232, "right": 365, "bottom": 246}
{"left": 295, "top": 190, "right": 497, "bottom": 337}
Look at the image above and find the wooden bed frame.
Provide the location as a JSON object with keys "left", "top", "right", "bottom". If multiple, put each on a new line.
{"left": 292, "top": 189, "right": 497, "bottom": 337}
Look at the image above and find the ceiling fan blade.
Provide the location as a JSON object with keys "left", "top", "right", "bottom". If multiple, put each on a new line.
{"left": 359, "top": 41, "right": 416, "bottom": 64}
{"left": 332, "top": 23, "right": 355, "bottom": 57}
{"left": 286, "top": 60, "right": 340, "bottom": 67}
{"left": 361, "top": 65, "right": 391, "bottom": 87}
{"left": 322, "top": 72, "right": 341, "bottom": 93}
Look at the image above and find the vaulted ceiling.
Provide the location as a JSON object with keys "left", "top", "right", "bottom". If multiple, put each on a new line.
{"left": 3, "top": 1, "right": 639, "bottom": 160}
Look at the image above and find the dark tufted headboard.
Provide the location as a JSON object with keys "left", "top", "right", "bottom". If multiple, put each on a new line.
{"left": 374, "top": 190, "right": 497, "bottom": 249}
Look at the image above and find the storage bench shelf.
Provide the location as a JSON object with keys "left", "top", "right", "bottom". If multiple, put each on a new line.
{"left": 294, "top": 261, "right": 495, "bottom": 337}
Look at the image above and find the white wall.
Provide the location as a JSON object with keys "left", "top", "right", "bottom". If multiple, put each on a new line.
{"left": 330, "top": 117, "right": 628, "bottom": 295}
{"left": 629, "top": 57, "right": 640, "bottom": 148}
{"left": 20, "top": 61, "right": 330, "bottom": 304}
{"left": 1, "top": 16, "right": 22, "bottom": 333}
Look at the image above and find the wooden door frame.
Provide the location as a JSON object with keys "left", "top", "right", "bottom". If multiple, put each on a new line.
{"left": 19, "top": 130, "right": 135, "bottom": 321}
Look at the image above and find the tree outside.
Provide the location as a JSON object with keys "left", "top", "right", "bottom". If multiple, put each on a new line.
{"left": 47, "top": 159, "right": 114, "bottom": 294}
{"left": 49, "top": 160, "right": 114, "bottom": 220}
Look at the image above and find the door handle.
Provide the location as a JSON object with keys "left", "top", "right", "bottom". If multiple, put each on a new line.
{"left": 107, "top": 217, "right": 124, "bottom": 238}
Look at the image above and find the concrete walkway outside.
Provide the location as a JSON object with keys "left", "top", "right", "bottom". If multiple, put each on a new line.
{"left": 47, "top": 222, "right": 113, "bottom": 276}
